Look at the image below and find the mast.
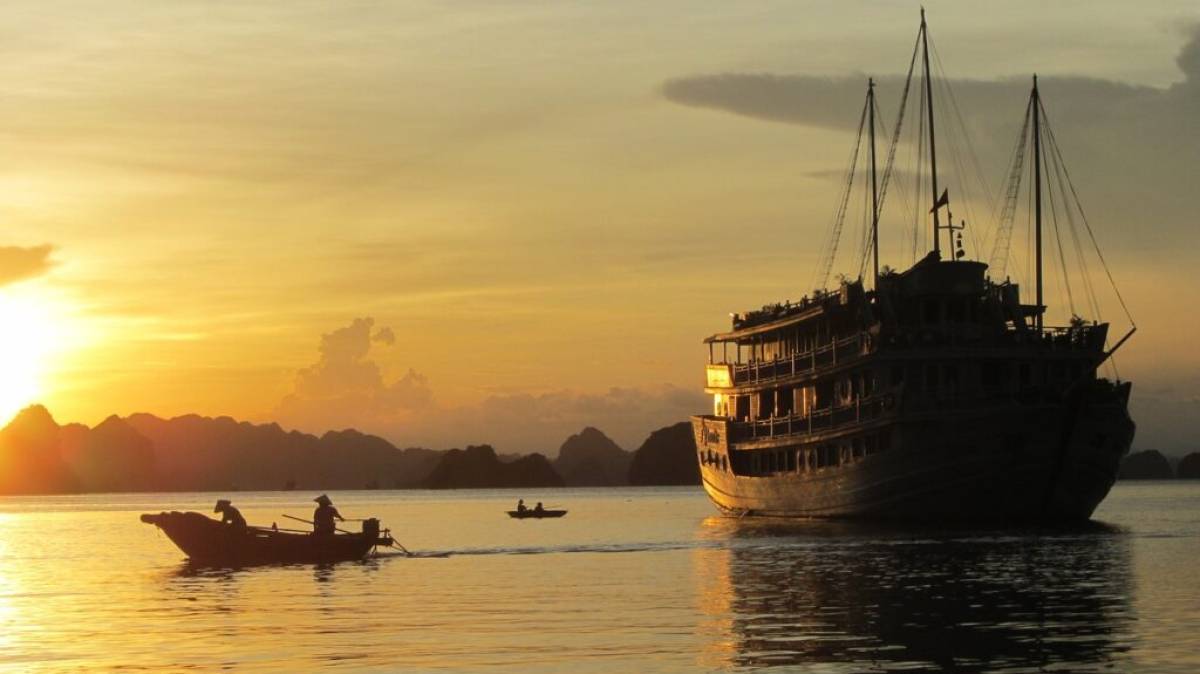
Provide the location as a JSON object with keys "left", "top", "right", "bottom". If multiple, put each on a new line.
{"left": 869, "top": 78, "right": 879, "bottom": 288}
{"left": 1032, "top": 75, "right": 1043, "bottom": 334}
{"left": 920, "top": 8, "right": 942, "bottom": 256}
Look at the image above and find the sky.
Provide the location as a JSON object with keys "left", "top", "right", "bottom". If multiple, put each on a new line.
{"left": 1, "top": 1, "right": 1197, "bottom": 454}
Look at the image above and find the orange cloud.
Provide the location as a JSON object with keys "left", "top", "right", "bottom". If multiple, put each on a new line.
{"left": 0, "top": 245, "right": 54, "bottom": 287}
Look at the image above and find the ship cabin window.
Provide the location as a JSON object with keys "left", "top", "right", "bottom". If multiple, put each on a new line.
{"left": 755, "top": 391, "right": 772, "bottom": 419}
{"left": 776, "top": 388, "right": 793, "bottom": 416}
{"left": 713, "top": 394, "right": 722, "bottom": 417}
{"left": 815, "top": 381, "right": 833, "bottom": 409}
{"left": 735, "top": 395, "right": 750, "bottom": 421}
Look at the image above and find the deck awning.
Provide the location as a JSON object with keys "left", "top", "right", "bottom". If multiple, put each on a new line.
{"left": 703, "top": 304, "right": 825, "bottom": 343}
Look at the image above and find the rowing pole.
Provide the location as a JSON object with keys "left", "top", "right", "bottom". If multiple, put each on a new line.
{"left": 282, "top": 514, "right": 412, "bottom": 557}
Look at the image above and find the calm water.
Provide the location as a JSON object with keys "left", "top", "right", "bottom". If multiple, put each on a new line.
{"left": 0, "top": 483, "right": 1197, "bottom": 673}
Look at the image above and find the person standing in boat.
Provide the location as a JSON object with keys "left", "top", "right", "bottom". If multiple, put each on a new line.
{"left": 312, "top": 494, "right": 344, "bottom": 535}
{"left": 214, "top": 499, "right": 247, "bottom": 531}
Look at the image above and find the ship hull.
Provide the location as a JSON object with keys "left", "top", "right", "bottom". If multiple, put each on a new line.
{"left": 693, "top": 384, "right": 1133, "bottom": 522}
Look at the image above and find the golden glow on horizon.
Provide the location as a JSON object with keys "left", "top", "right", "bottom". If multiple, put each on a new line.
{"left": 0, "top": 290, "right": 90, "bottom": 425}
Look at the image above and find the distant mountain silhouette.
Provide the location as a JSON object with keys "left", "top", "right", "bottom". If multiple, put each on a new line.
{"left": 1177, "top": 453, "right": 1200, "bottom": 480}
{"left": 0, "top": 406, "right": 442, "bottom": 493}
{"left": 67, "top": 415, "right": 157, "bottom": 492}
{"left": 628, "top": 421, "right": 700, "bottom": 486}
{"left": 0, "top": 404, "right": 701, "bottom": 493}
{"left": 554, "top": 427, "right": 631, "bottom": 486}
{"left": 423, "top": 445, "right": 563, "bottom": 489}
{"left": 1117, "top": 450, "right": 1174, "bottom": 480}
{"left": 123, "top": 413, "right": 442, "bottom": 491}
{"left": 0, "top": 406, "right": 78, "bottom": 493}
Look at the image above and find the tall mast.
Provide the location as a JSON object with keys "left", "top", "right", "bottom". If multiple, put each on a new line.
{"left": 920, "top": 8, "right": 941, "bottom": 256}
{"left": 1032, "top": 74, "right": 1043, "bottom": 334}
{"left": 869, "top": 78, "right": 879, "bottom": 288}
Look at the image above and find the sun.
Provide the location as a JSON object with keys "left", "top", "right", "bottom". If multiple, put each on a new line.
{"left": 0, "top": 290, "right": 77, "bottom": 425}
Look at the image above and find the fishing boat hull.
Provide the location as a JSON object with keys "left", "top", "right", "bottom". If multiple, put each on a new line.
{"left": 693, "top": 382, "right": 1133, "bottom": 522}
{"left": 507, "top": 510, "right": 567, "bottom": 519}
{"left": 141, "top": 511, "right": 391, "bottom": 565}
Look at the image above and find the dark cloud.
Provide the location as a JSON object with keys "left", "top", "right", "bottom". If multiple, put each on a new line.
{"left": 0, "top": 244, "right": 55, "bottom": 287}
{"left": 661, "top": 26, "right": 1200, "bottom": 254}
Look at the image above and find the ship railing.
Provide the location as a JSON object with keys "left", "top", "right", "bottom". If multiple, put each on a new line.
{"left": 729, "top": 391, "right": 894, "bottom": 443}
{"left": 726, "top": 333, "right": 868, "bottom": 387}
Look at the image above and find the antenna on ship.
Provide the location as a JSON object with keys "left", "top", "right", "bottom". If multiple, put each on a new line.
{"left": 1032, "top": 74, "right": 1044, "bottom": 334}
{"left": 919, "top": 7, "right": 944, "bottom": 257}
{"left": 868, "top": 77, "right": 880, "bottom": 289}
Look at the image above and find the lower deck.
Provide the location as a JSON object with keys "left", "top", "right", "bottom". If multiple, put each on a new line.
{"left": 692, "top": 381, "right": 1134, "bottom": 521}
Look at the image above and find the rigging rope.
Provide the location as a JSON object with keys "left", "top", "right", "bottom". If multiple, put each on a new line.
{"left": 1037, "top": 98, "right": 1136, "bottom": 329}
{"left": 930, "top": 40, "right": 997, "bottom": 259}
{"left": 812, "top": 95, "right": 869, "bottom": 291}
{"left": 989, "top": 97, "right": 1032, "bottom": 277}
{"left": 868, "top": 31, "right": 923, "bottom": 276}
{"left": 1044, "top": 143, "right": 1076, "bottom": 317}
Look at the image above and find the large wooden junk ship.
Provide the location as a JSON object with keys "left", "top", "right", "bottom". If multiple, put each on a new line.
{"left": 691, "top": 12, "right": 1136, "bottom": 521}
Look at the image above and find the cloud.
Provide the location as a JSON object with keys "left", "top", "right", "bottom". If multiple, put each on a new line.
{"left": 0, "top": 245, "right": 54, "bottom": 287}
{"left": 661, "top": 25, "right": 1200, "bottom": 255}
{"left": 271, "top": 318, "right": 705, "bottom": 454}
{"left": 372, "top": 326, "right": 396, "bottom": 345}
{"left": 274, "top": 317, "right": 433, "bottom": 431}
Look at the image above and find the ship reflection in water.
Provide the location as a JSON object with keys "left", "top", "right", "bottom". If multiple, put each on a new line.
{"left": 696, "top": 517, "right": 1133, "bottom": 672}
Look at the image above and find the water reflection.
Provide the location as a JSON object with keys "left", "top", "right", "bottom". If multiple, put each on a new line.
{"left": 698, "top": 518, "right": 1135, "bottom": 673}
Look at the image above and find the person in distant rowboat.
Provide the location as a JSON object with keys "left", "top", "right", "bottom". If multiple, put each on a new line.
{"left": 534, "top": 502, "right": 545, "bottom": 514}
{"left": 517, "top": 499, "right": 527, "bottom": 514}
{"left": 214, "top": 499, "right": 246, "bottom": 530}
{"left": 313, "top": 494, "right": 344, "bottom": 535}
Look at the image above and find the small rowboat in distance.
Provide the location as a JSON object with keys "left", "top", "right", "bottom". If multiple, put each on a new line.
{"left": 507, "top": 509, "right": 567, "bottom": 519}
{"left": 141, "top": 511, "right": 394, "bottom": 566}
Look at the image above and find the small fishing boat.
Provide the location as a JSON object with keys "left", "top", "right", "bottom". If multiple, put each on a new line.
{"left": 507, "top": 509, "right": 567, "bottom": 519}
{"left": 141, "top": 511, "right": 394, "bottom": 565}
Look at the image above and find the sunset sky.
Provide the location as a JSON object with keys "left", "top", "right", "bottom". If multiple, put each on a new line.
{"left": 2, "top": 1, "right": 1197, "bottom": 453}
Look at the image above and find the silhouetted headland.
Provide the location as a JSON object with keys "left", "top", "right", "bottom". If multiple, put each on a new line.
{"left": 628, "top": 421, "right": 701, "bottom": 486}
{"left": 554, "top": 427, "right": 632, "bottom": 486}
{"left": 1118, "top": 449, "right": 1175, "bottom": 480}
{"left": 422, "top": 445, "right": 563, "bottom": 489}
{"left": 1179, "top": 453, "right": 1200, "bottom": 479}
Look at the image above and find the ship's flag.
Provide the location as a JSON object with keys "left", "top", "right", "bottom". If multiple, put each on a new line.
{"left": 929, "top": 188, "right": 949, "bottom": 213}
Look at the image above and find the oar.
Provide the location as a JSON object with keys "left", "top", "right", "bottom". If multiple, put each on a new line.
{"left": 282, "top": 513, "right": 355, "bottom": 534}
{"left": 283, "top": 514, "right": 412, "bottom": 557}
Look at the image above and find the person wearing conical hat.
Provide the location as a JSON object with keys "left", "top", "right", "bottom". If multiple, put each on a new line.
{"left": 214, "top": 499, "right": 246, "bottom": 530}
{"left": 312, "top": 494, "right": 343, "bottom": 536}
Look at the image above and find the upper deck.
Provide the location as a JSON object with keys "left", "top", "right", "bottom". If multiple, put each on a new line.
{"left": 702, "top": 256, "right": 1108, "bottom": 393}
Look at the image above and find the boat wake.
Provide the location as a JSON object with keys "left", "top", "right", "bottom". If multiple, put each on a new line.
{"left": 378, "top": 540, "right": 722, "bottom": 560}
